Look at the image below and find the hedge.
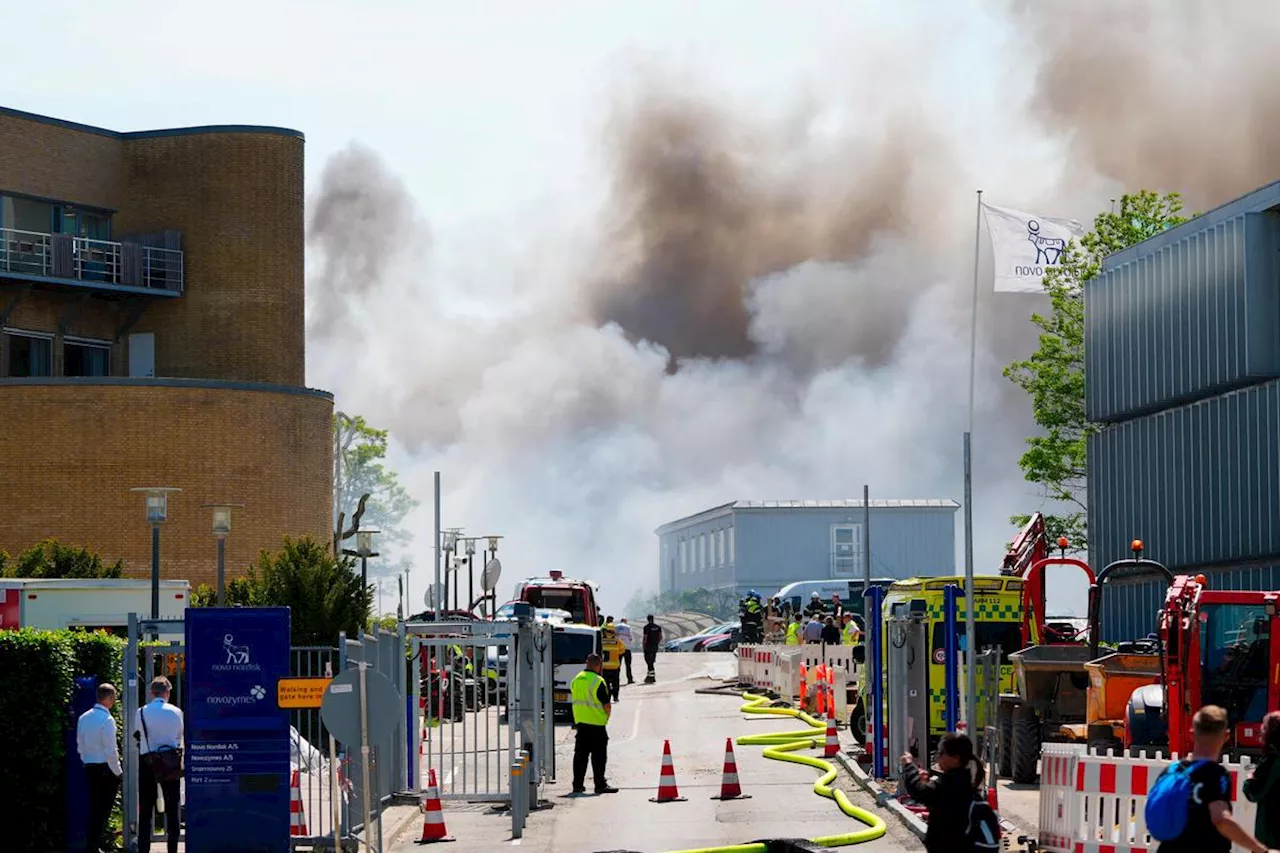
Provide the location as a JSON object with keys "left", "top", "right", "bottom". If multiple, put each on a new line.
{"left": 0, "top": 629, "right": 125, "bottom": 852}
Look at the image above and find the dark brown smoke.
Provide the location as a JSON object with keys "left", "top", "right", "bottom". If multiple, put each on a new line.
{"left": 587, "top": 81, "right": 955, "bottom": 364}
{"left": 1009, "top": 0, "right": 1280, "bottom": 208}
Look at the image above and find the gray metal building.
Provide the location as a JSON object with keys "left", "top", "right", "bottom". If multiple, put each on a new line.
{"left": 1086, "top": 179, "right": 1280, "bottom": 641}
{"left": 653, "top": 499, "right": 959, "bottom": 597}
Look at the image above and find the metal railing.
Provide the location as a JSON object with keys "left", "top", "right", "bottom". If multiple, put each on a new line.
{"left": 0, "top": 226, "right": 183, "bottom": 292}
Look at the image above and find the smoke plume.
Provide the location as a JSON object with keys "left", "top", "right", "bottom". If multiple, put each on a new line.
{"left": 306, "top": 1, "right": 1280, "bottom": 614}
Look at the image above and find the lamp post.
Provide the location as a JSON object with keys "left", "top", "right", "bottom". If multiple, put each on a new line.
{"left": 129, "top": 487, "right": 182, "bottom": 632}
{"left": 461, "top": 537, "right": 481, "bottom": 614}
{"left": 342, "top": 529, "right": 380, "bottom": 629}
{"left": 441, "top": 529, "right": 460, "bottom": 614}
{"left": 484, "top": 535, "right": 504, "bottom": 616}
{"left": 201, "top": 503, "right": 244, "bottom": 606}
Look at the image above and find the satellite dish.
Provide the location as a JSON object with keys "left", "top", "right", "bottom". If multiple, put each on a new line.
{"left": 423, "top": 583, "right": 442, "bottom": 608}
{"left": 481, "top": 558, "right": 503, "bottom": 592}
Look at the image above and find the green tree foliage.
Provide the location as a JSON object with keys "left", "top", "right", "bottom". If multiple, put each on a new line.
{"left": 334, "top": 413, "right": 418, "bottom": 577}
{"left": 191, "top": 537, "right": 372, "bottom": 645}
{"left": 625, "top": 587, "right": 740, "bottom": 621}
{"left": 0, "top": 539, "right": 124, "bottom": 579}
{"left": 1005, "top": 191, "right": 1189, "bottom": 549}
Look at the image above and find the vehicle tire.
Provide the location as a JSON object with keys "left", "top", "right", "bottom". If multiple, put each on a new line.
{"left": 997, "top": 704, "right": 1013, "bottom": 778}
{"left": 1011, "top": 707, "right": 1041, "bottom": 784}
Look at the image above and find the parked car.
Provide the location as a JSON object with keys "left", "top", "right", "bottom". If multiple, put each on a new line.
{"left": 664, "top": 621, "right": 740, "bottom": 652}
{"left": 697, "top": 630, "right": 742, "bottom": 652}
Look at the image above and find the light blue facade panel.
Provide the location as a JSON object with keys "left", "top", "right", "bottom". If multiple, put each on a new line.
{"left": 1089, "top": 377, "right": 1280, "bottom": 570}
{"left": 1086, "top": 212, "right": 1280, "bottom": 423}
{"left": 1103, "top": 564, "right": 1280, "bottom": 644}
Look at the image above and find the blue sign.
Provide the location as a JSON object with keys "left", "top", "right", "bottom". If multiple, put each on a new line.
{"left": 185, "top": 607, "right": 291, "bottom": 853}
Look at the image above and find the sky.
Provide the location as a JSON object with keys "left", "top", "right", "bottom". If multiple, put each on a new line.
{"left": 7, "top": 0, "right": 1278, "bottom": 617}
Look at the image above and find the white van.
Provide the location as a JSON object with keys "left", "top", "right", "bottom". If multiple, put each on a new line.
{"left": 550, "top": 622, "right": 601, "bottom": 717}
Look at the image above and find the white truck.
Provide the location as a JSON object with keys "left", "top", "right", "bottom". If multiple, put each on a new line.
{"left": 0, "top": 578, "right": 191, "bottom": 636}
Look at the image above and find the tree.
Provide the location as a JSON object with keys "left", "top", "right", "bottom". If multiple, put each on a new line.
{"left": 0, "top": 539, "right": 124, "bottom": 579}
{"left": 1004, "top": 191, "right": 1189, "bottom": 550}
{"left": 334, "top": 413, "right": 418, "bottom": 577}
{"left": 191, "top": 537, "right": 372, "bottom": 645}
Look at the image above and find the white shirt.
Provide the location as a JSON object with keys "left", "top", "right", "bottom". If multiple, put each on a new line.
{"left": 77, "top": 703, "right": 123, "bottom": 776}
{"left": 615, "top": 622, "right": 634, "bottom": 649}
{"left": 133, "top": 698, "right": 184, "bottom": 754}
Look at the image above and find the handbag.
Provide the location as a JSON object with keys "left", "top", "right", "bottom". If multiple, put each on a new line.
{"left": 139, "top": 706, "right": 184, "bottom": 782}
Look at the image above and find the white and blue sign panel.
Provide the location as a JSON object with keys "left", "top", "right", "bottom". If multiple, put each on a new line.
{"left": 185, "top": 607, "right": 291, "bottom": 853}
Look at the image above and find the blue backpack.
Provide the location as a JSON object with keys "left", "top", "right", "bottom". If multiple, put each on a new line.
{"left": 1145, "top": 759, "right": 1213, "bottom": 841}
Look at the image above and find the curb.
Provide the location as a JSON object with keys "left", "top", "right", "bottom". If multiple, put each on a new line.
{"left": 833, "top": 737, "right": 928, "bottom": 842}
{"left": 379, "top": 802, "right": 428, "bottom": 846}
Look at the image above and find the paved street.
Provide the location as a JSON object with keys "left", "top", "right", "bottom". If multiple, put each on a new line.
{"left": 390, "top": 653, "right": 922, "bottom": 853}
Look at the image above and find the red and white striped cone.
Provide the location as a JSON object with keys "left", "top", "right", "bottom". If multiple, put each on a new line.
{"left": 823, "top": 720, "right": 840, "bottom": 758}
{"left": 418, "top": 768, "right": 455, "bottom": 843}
{"left": 289, "top": 770, "right": 308, "bottom": 837}
{"left": 711, "top": 738, "right": 750, "bottom": 800}
{"left": 649, "top": 739, "right": 687, "bottom": 803}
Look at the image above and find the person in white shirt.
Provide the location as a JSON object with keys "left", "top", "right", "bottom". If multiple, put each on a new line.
{"left": 132, "top": 676, "right": 184, "bottom": 853}
{"left": 76, "top": 682, "right": 123, "bottom": 853}
{"left": 615, "top": 618, "right": 635, "bottom": 685}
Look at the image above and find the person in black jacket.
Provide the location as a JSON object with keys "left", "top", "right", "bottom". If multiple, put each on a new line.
{"left": 899, "top": 733, "right": 983, "bottom": 853}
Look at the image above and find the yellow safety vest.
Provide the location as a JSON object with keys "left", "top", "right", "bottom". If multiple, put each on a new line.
{"left": 786, "top": 623, "right": 801, "bottom": 646}
{"left": 843, "top": 622, "right": 859, "bottom": 645}
{"left": 601, "top": 638, "right": 624, "bottom": 670}
{"left": 571, "top": 670, "right": 608, "bottom": 726}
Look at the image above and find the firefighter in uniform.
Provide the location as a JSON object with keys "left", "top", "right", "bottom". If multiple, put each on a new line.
{"left": 739, "top": 590, "right": 764, "bottom": 644}
{"left": 570, "top": 654, "right": 618, "bottom": 794}
{"left": 600, "top": 624, "right": 625, "bottom": 701}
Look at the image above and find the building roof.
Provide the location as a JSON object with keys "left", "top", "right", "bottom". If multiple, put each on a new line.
{"left": 1102, "top": 179, "right": 1280, "bottom": 271}
{"left": 654, "top": 499, "right": 959, "bottom": 534}
{"left": 0, "top": 105, "right": 304, "bottom": 141}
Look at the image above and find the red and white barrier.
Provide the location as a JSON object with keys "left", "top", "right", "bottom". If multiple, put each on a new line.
{"left": 1039, "top": 744, "right": 1261, "bottom": 853}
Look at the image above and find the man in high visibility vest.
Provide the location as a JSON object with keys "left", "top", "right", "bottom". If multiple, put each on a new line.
{"left": 842, "top": 613, "right": 862, "bottom": 645}
{"left": 570, "top": 654, "right": 617, "bottom": 794}
{"left": 600, "top": 624, "right": 625, "bottom": 701}
{"left": 786, "top": 612, "right": 802, "bottom": 645}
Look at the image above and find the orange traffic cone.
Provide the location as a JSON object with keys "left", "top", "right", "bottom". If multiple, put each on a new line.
{"left": 649, "top": 740, "right": 687, "bottom": 803}
{"left": 711, "top": 738, "right": 750, "bottom": 800}
{"left": 418, "top": 768, "right": 455, "bottom": 843}
{"left": 823, "top": 719, "right": 840, "bottom": 758}
{"left": 289, "top": 770, "right": 308, "bottom": 837}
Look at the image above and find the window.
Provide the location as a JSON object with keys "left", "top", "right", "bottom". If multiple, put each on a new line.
{"left": 679, "top": 539, "right": 687, "bottom": 573}
{"left": 64, "top": 339, "right": 110, "bottom": 377}
{"left": 5, "top": 331, "right": 52, "bottom": 376}
{"left": 717, "top": 530, "right": 726, "bottom": 566}
{"left": 831, "top": 524, "right": 863, "bottom": 576}
{"left": 728, "top": 527, "right": 735, "bottom": 564}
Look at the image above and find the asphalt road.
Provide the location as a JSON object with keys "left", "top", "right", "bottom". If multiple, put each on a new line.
{"left": 390, "top": 653, "right": 923, "bottom": 853}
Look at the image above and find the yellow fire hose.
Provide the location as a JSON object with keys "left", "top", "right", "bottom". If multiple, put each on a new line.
{"left": 663, "top": 692, "right": 886, "bottom": 853}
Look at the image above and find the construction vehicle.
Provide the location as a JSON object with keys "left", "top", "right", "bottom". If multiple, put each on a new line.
{"left": 994, "top": 515, "right": 1098, "bottom": 782}
{"left": 1124, "top": 565, "right": 1280, "bottom": 757}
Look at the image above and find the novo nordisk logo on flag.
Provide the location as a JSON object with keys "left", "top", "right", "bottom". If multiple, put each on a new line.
{"left": 982, "top": 202, "right": 1086, "bottom": 294}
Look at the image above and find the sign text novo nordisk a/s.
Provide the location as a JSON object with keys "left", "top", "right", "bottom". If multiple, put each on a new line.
{"left": 277, "top": 677, "right": 333, "bottom": 709}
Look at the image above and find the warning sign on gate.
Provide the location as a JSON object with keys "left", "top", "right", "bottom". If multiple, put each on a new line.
{"left": 277, "top": 677, "right": 332, "bottom": 708}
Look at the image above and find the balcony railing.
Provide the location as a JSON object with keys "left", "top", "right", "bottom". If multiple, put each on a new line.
{"left": 0, "top": 227, "right": 183, "bottom": 293}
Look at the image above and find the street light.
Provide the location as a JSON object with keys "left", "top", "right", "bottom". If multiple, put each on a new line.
{"left": 129, "top": 487, "right": 182, "bottom": 628}
{"left": 201, "top": 503, "right": 244, "bottom": 607}
{"left": 483, "top": 535, "right": 503, "bottom": 616}
{"left": 460, "top": 537, "right": 481, "bottom": 614}
{"left": 441, "top": 529, "right": 461, "bottom": 614}
{"left": 342, "top": 528, "right": 380, "bottom": 592}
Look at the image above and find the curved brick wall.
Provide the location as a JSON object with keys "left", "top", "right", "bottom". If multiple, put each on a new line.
{"left": 0, "top": 380, "right": 332, "bottom": 589}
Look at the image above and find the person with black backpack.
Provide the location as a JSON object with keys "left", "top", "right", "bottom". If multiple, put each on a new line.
{"left": 899, "top": 733, "right": 1000, "bottom": 853}
{"left": 1144, "top": 705, "right": 1277, "bottom": 853}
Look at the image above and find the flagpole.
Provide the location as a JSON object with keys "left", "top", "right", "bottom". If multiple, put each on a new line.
{"left": 963, "top": 189, "right": 982, "bottom": 735}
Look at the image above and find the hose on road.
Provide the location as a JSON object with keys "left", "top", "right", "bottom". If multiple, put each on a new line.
{"left": 662, "top": 692, "right": 886, "bottom": 853}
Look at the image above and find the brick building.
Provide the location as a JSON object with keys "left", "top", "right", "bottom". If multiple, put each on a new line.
{"left": 0, "top": 105, "right": 332, "bottom": 588}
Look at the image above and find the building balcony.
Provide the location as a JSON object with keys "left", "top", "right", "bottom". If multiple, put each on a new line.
{"left": 0, "top": 227, "right": 183, "bottom": 296}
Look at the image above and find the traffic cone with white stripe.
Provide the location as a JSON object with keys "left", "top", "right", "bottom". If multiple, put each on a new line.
{"left": 823, "top": 719, "right": 840, "bottom": 758}
{"left": 418, "top": 768, "right": 455, "bottom": 843}
{"left": 289, "top": 770, "right": 308, "bottom": 836}
{"left": 649, "top": 740, "right": 687, "bottom": 803}
{"left": 711, "top": 738, "right": 750, "bottom": 800}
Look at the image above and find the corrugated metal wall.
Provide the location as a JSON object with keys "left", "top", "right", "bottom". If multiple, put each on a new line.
{"left": 734, "top": 507, "right": 956, "bottom": 592}
{"left": 1089, "top": 377, "right": 1280, "bottom": 569}
{"left": 1102, "top": 564, "right": 1280, "bottom": 643}
{"left": 1085, "top": 211, "right": 1280, "bottom": 423}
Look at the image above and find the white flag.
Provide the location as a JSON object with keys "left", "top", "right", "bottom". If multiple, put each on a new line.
{"left": 982, "top": 203, "right": 1086, "bottom": 293}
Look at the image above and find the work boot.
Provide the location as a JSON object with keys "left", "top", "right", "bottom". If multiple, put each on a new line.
{"left": 594, "top": 783, "right": 619, "bottom": 794}
{"left": 572, "top": 785, "right": 586, "bottom": 794}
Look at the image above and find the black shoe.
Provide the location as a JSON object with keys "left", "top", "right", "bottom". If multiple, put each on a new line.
{"left": 594, "top": 784, "right": 618, "bottom": 794}
{"left": 572, "top": 785, "right": 586, "bottom": 794}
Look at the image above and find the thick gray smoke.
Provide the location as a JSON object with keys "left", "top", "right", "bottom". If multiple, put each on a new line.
{"left": 306, "top": 1, "right": 1280, "bottom": 614}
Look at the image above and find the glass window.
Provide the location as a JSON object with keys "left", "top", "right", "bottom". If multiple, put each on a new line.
{"left": 64, "top": 341, "right": 110, "bottom": 377}
{"left": 832, "top": 524, "right": 862, "bottom": 576}
{"left": 679, "top": 539, "right": 687, "bottom": 573}
{"left": 717, "top": 530, "right": 725, "bottom": 566}
{"left": 728, "top": 527, "right": 735, "bottom": 564}
{"left": 1199, "top": 602, "right": 1271, "bottom": 722}
{"left": 5, "top": 332, "right": 52, "bottom": 376}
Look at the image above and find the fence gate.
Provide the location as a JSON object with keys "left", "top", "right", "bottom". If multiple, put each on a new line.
{"left": 407, "top": 611, "right": 554, "bottom": 838}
